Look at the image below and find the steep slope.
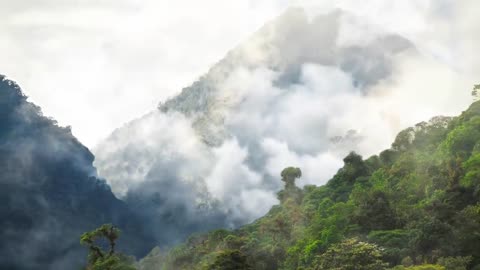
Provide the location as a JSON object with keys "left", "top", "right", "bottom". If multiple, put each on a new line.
{"left": 0, "top": 76, "right": 153, "bottom": 269}
{"left": 95, "top": 8, "right": 447, "bottom": 248}
{"left": 158, "top": 8, "right": 412, "bottom": 146}
{"left": 139, "top": 100, "right": 480, "bottom": 270}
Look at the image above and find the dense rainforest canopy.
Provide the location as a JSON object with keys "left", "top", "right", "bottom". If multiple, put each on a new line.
{"left": 136, "top": 100, "right": 480, "bottom": 270}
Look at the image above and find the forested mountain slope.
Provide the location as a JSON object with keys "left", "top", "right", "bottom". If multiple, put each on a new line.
{"left": 94, "top": 8, "right": 423, "bottom": 247}
{"left": 139, "top": 100, "right": 480, "bottom": 270}
{"left": 0, "top": 76, "right": 154, "bottom": 269}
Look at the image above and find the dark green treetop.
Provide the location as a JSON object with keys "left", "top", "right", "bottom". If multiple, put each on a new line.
{"left": 80, "top": 224, "right": 135, "bottom": 270}
{"left": 207, "top": 249, "right": 252, "bottom": 270}
{"left": 281, "top": 167, "right": 302, "bottom": 189}
{"left": 278, "top": 167, "right": 303, "bottom": 204}
{"left": 472, "top": 84, "right": 480, "bottom": 101}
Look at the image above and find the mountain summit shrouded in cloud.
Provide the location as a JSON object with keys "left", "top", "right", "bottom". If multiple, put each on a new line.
{"left": 94, "top": 7, "right": 471, "bottom": 247}
{"left": 0, "top": 76, "right": 153, "bottom": 269}
{"left": 1, "top": 1, "right": 479, "bottom": 269}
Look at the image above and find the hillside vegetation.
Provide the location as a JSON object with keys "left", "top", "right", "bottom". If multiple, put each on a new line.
{"left": 138, "top": 100, "right": 480, "bottom": 270}
{"left": 0, "top": 76, "right": 153, "bottom": 269}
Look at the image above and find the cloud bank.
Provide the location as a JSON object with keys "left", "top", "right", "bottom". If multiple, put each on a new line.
{"left": 1, "top": 0, "right": 478, "bottom": 148}
{"left": 0, "top": 0, "right": 289, "bottom": 147}
{"left": 3, "top": 0, "right": 478, "bottom": 249}
{"left": 95, "top": 2, "right": 478, "bottom": 248}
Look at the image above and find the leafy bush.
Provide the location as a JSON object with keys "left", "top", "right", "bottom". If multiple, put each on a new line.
{"left": 312, "top": 238, "right": 388, "bottom": 270}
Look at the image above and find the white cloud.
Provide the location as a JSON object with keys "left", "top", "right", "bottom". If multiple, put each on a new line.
{"left": 94, "top": 111, "right": 212, "bottom": 196}
{"left": 0, "top": 0, "right": 289, "bottom": 147}
{"left": 94, "top": 2, "right": 480, "bottom": 230}
{"left": 3, "top": 0, "right": 480, "bottom": 237}
{"left": 2, "top": 0, "right": 478, "bottom": 149}
{"left": 261, "top": 138, "right": 343, "bottom": 186}
{"left": 205, "top": 139, "right": 277, "bottom": 222}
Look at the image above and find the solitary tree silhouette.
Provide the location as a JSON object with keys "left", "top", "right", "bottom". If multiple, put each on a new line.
{"left": 278, "top": 167, "right": 303, "bottom": 203}
{"left": 80, "top": 224, "right": 135, "bottom": 270}
{"left": 281, "top": 167, "right": 302, "bottom": 189}
{"left": 472, "top": 84, "right": 480, "bottom": 101}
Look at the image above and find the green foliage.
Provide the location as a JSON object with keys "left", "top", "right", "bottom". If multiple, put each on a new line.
{"left": 326, "top": 151, "right": 369, "bottom": 201}
{"left": 312, "top": 238, "right": 388, "bottom": 270}
{"left": 138, "top": 101, "right": 480, "bottom": 270}
{"left": 472, "top": 84, "right": 480, "bottom": 100}
{"left": 80, "top": 224, "right": 136, "bottom": 270}
{"left": 281, "top": 167, "right": 302, "bottom": 186}
{"left": 462, "top": 153, "right": 480, "bottom": 195}
{"left": 208, "top": 250, "right": 251, "bottom": 270}
{"left": 89, "top": 254, "right": 136, "bottom": 270}
{"left": 391, "top": 265, "right": 445, "bottom": 270}
{"left": 279, "top": 167, "right": 304, "bottom": 203}
{"left": 368, "top": 230, "right": 411, "bottom": 265}
{"left": 401, "top": 257, "right": 414, "bottom": 267}
{"left": 437, "top": 256, "right": 471, "bottom": 270}
{"left": 441, "top": 116, "right": 480, "bottom": 157}
{"left": 452, "top": 204, "right": 480, "bottom": 264}
{"left": 351, "top": 190, "right": 398, "bottom": 232}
